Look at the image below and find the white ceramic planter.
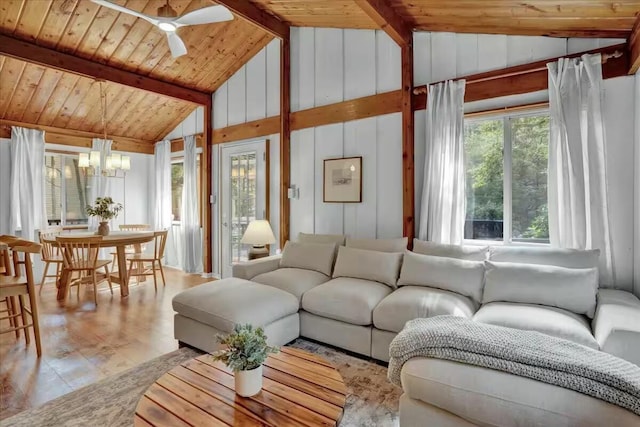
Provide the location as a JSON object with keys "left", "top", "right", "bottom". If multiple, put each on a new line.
{"left": 235, "top": 365, "right": 263, "bottom": 397}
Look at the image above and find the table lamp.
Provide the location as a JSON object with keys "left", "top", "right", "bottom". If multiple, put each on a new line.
{"left": 241, "top": 220, "right": 276, "bottom": 260}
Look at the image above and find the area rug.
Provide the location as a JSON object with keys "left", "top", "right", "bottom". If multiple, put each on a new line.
{"left": 2, "top": 339, "right": 401, "bottom": 426}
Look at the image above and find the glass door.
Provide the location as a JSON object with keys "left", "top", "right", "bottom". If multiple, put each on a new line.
{"left": 220, "top": 141, "right": 266, "bottom": 277}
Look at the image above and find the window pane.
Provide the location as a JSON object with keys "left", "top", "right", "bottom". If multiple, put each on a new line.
{"left": 230, "top": 152, "right": 257, "bottom": 263}
{"left": 464, "top": 119, "right": 504, "bottom": 240}
{"left": 64, "top": 157, "right": 89, "bottom": 225}
{"left": 511, "top": 115, "right": 549, "bottom": 242}
{"left": 44, "top": 155, "right": 62, "bottom": 226}
{"left": 171, "top": 163, "right": 184, "bottom": 221}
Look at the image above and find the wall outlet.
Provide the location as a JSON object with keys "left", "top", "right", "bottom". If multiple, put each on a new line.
{"left": 287, "top": 186, "right": 299, "bottom": 199}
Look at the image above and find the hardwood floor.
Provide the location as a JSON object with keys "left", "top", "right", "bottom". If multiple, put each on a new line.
{"left": 0, "top": 268, "right": 211, "bottom": 420}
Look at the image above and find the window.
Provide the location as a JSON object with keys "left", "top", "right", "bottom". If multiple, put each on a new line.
{"left": 44, "top": 154, "right": 91, "bottom": 226}
{"left": 464, "top": 111, "right": 550, "bottom": 244}
{"left": 171, "top": 156, "right": 201, "bottom": 223}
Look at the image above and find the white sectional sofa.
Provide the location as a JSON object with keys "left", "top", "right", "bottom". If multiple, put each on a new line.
{"left": 172, "top": 233, "right": 640, "bottom": 426}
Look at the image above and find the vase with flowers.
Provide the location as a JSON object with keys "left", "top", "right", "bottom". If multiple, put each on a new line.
{"left": 86, "top": 197, "right": 123, "bottom": 236}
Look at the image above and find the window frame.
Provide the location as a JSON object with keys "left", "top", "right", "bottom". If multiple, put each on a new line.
{"left": 44, "top": 151, "right": 91, "bottom": 227}
{"left": 463, "top": 107, "right": 550, "bottom": 247}
{"left": 170, "top": 153, "right": 202, "bottom": 226}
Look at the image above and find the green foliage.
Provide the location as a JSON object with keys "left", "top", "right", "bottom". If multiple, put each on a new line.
{"left": 86, "top": 197, "right": 123, "bottom": 221}
{"left": 464, "top": 115, "right": 550, "bottom": 240}
{"left": 211, "top": 324, "right": 278, "bottom": 371}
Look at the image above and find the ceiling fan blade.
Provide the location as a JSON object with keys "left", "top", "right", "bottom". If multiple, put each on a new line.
{"left": 91, "top": 0, "right": 159, "bottom": 26}
{"left": 174, "top": 5, "right": 233, "bottom": 26}
{"left": 166, "top": 32, "right": 187, "bottom": 58}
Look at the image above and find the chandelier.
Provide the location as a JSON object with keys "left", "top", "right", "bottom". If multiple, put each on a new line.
{"left": 78, "top": 80, "right": 130, "bottom": 178}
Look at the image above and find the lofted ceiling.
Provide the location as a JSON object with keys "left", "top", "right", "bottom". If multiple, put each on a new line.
{"left": 0, "top": 0, "right": 638, "bottom": 144}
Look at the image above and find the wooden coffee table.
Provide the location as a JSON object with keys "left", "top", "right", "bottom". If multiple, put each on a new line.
{"left": 134, "top": 347, "right": 348, "bottom": 426}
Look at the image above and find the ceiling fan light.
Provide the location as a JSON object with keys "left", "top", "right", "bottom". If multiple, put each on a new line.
{"left": 158, "top": 21, "right": 177, "bottom": 32}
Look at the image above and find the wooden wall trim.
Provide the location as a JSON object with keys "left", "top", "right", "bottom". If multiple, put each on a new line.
{"left": 203, "top": 105, "right": 213, "bottom": 274}
{"left": 629, "top": 16, "right": 640, "bottom": 74}
{"left": 401, "top": 42, "right": 415, "bottom": 246}
{"left": 291, "top": 91, "right": 402, "bottom": 130}
{"left": 280, "top": 37, "right": 291, "bottom": 248}
{"left": 0, "top": 34, "right": 211, "bottom": 106}
{"left": 355, "top": 0, "right": 413, "bottom": 46}
{"left": 214, "top": 0, "right": 289, "bottom": 39}
{"left": 0, "top": 119, "right": 154, "bottom": 154}
{"left": 413, "top": 43, "right": 629, "bottom": 109}
{"left": 212, "top": 116, "right": 280, "bottom": 144}
{"left": 169, "top": 134, "right": 204, "bottom": 152}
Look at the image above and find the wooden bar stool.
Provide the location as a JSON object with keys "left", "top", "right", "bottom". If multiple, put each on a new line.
{"left": 57, "top": 236, "right": 113, "bottom": 306}
{"left": 127, "top": 230, "right": 168, "bottom": 291}
{"left": 39, "top": 228, "right": 64, "bottom": 295}
{"left": 0, "top": 239, "right": 44, "bottom": 357}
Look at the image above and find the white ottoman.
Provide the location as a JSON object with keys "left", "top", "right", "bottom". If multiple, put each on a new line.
{"left": 172, "top": 278, "right": 300, "bottom": 352}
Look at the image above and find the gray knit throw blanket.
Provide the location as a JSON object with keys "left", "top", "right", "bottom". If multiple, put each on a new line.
{"left": 388, "top": 316, "right": 640, "bottom": 416}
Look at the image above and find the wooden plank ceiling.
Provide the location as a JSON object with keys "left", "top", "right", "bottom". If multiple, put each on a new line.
{"left": 0, "top": 0, "right": 274, "bottom": 142}
{"left": 253, "top": 0, "right": 639, "bottom": 38}
{"left": 0, "top": 0, "right": 638, "bottom": 144}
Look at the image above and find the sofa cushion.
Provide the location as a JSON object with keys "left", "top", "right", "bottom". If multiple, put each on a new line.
{"left": 279, "top": 241, "right": 336, "bottom": 276}
{"left": 398, "top": 252, "right": 485, "bottom": 303}
{"left": 413, "top": 239, "right": 487, "bottom": 261}
{"left": 488, "top": 246, "right": 600, "bottom": 268}
{"left": 373, "top": 286, "right": 477, "bottom": 333}
{"left": 593, "top": 289, "right": 640, "bottom": 366}
{"left": 483, "top": 261, "right": 598, "bottom": 318}
{"left": 301, "top": 277, "right": 392, "bottom": 325}
{"left": 298, "top": 232, "right": 346, "bottom": 246}
{"left": 252, "top": 268, "right": 330, "bottom": 302}
{"left": 172, "top": 278, "right": 299, "bottom": 333}
{"left": 473, "top": 302, "right": 599, "bottom": 349}
{"left": 346, "top": 237, "right": 408, "bottom": 253}
{"left": 332, "top": 246, "right": 403, "bottom": 288}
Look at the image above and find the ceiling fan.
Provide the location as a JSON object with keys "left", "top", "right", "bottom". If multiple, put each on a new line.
{"left": 91, "top": 0, "right": 233, "bottom": 58}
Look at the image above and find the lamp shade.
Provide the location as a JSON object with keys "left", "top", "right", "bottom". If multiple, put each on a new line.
{"left": 240, "top": 220, "right": 276, "bottom": 245}
{"left": 89, "top": 151, "right": 101, "bottom": 167}
{"left": 111, "top": 153, "right": 122, "bottom": 169}
{"left": 78, "top": 153, "right": 90, "bottom": 168}
{"left": 121, "top": 155, "right": 131, "bottom": 170}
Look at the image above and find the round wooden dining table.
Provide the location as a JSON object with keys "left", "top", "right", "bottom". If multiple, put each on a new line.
{"left": 43, "top": 231, "right": 156, "bottom": 303}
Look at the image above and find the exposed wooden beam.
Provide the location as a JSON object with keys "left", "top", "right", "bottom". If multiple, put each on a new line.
{"left": 355, "top": 0, "right": 412, "bottom": 46}
{"left": 401, "top": 42, "right": 415, "bottom": 246}
{"left": 280, "top": 36, "right": 291, "bottom": 248}
{"left": 0, "top": 119, "right": 154, "bottom": 154}
{"left": 629, "top": 15, "right": 640, "bottom": 74}
{"left": 203, "top": 103, "right": 213, "bottom": 274}
{"left": 290, "top": 91, "right": 402, "bottom": 130}
{"left": 213, "top": 0, "right": 289, "bottom": 39}
{"left": 0, "top": 34, "right": 211, "bottom": 106}
{"left": 212, "top": 116, "right": 280, "bottom": 144}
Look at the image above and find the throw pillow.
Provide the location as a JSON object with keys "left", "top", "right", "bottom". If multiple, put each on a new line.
{"left": 346, "top": 237, "right": 408, "bottom": 253}
{"left": 279, "top": 241, "right": 337, "bottom": 276}
{"left": 412, "top": 239, "right": 488, "bottom": 261}
{"left": 332, "top": 246, "right": 403, "bottom": 288}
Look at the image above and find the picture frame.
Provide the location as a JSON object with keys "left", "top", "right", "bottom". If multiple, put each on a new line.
{"left": 323, "top": 156, "right": 362, "bottom": 203}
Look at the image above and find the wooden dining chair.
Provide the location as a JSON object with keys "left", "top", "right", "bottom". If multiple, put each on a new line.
{"left": 110, "top": 224, "right": 151, "bottom": 271}
{"left": 56, "top": 236, "right": 113, "bottom": 306}
{"left": 127, "top": 230, "right": 168, "bottom": 291}
{"left": 0, "top": 239, "right": 43, "bottom": 356}
{"left": 0, "top": 242, "right": 20, "bottom": 339}
{"left": 39, "top": 228, "right": 64, "bottom": 295}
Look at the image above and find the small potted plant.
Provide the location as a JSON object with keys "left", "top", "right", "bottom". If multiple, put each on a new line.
{"left": 86, "top": 197, "right": 123, "bottom": 236}
{"left": 212, "top": 324, "right": 278, "bottom": 397}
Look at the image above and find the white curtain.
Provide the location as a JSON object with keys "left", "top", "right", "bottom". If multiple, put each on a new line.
{"left": 88, "top": 138, "right": 113, "bottom": 229}
{"left": 181, "top": 135, "right": 203, "bottom": 273}
{"left": 418, "top": 80, "right": 467, "bottom": 244}
{"left": 152, "top": 140, "right": 172, "bottom": 230}
{"left": 10, "top": 127, "right": 47, "bottom": 241}
{"left": 547, "top": 53, "right": 614, "bottom": 286}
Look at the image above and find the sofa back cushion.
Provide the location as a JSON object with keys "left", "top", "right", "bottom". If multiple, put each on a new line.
{"left": 279, "top": 241, "right": 337, "bottom": 276}
{"left": 483, "top": 261, "right": 598, "bottom": 318}
{"left": 398, "top": 252, "right": 485, "bottom": 303}
{"left": 332, "top": 246, "right": 403, "bottom": 288}
{"left": 413, "top": 239, "right": 487, "bottom": 261}
{"left": 298, "top": 232, "right": 346, "bottom": 246}
{"left": 346, "top": 237, "right": 408, "bottom": 253}
{"left": 488, "top": 246, "right": 599, "bottom": 268}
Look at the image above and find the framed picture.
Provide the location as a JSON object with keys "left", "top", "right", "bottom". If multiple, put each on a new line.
{"left": 323, "top": 156, "right": 362, "bottom": 203}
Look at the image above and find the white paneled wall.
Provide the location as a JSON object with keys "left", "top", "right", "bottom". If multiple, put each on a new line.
{"left": 0, "top": 139, "right": 11, "bottom": 235}
{"left": 635, "top": 71, "right": 640, "bottom": 297}
{"left": 289, "top": 28, "right": 402, "bottom": 238}
{"left": 164, "top": 106, "right": 204, "bottom": 140}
